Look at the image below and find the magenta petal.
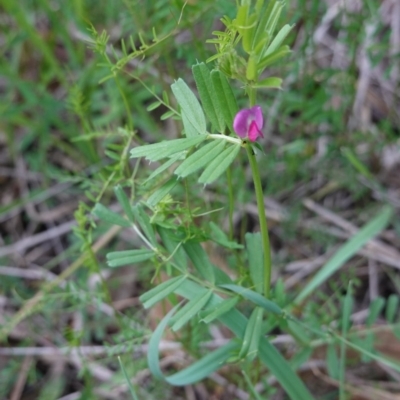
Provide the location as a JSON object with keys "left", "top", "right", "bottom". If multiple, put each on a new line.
{"left": 251, "top": 106, "right": 264, "bottom": 130}
{"left": 233, "top": 105, "right": 264, "bottom": 141}
{"left": 233, "top": 109, "right": 251, "bottom": 138}
{"left": 248, "top": 121, "right": 263, "bottom": 142}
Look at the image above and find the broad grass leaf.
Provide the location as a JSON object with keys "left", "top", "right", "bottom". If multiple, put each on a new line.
{"left": 386, "top": 294, "right": 399, "bottom": 323}
{"left": 140, "top": 275, "right": 187, "bottom": 309}
{"left": 238, "top": 307, "right": 263, "bottom": 361}
{"left": 341, "top": 283, "right": 354, "bottom": 333}
{"left": 171, "top": 78, "right": 206, "bottom": 136}
{"left": 192, "top": 63, "right": 225, "bottom": 133}
{"left": 367, "top": 297, "right": 385, "bottom": 327}
{"left": 174, "top": 139, "right": 225, "bottom": 178}
{"left": 246, "top": 232, "right": 264, "bottom": 294}
{"left": 326, "top": 344, "right": 340, "bottom": 379}
{"left": 198, "top": 144, "right": 240, "bottom": 184}
{"left": 148, "top": 305, "right": 239, "bottom": 385}
{"left": 295, "top": 206, "right": 393, "bottom": 303}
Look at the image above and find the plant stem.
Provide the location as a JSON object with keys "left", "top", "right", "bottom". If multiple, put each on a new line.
{"left": 248, "top": 86, "right": 256, "bottom": 107}
{"left": 246, "top": 143, "right": 272, "bottom": 298}
{"left": 226, "top": 167, "right": 234, "bottom": 240}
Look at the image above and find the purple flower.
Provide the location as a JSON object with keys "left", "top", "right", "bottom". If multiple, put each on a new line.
{"left": 233, "top": 105, "right": 264, "bottom": 142}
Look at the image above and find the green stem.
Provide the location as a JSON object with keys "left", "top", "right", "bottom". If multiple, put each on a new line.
{"left": 246, "top": 142, "right": 272, "bottom": 298}
{"left": 248, "top": 85, "right": 257, "bottom": 107}
{"left": 226, "top": 166, "right": 234, "bottom": 240}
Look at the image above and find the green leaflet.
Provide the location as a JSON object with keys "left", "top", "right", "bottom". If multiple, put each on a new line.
{"left": 182, "top": 112, "right": 201, "bottom": 138}
{"left": 140, "top": 275, "right": 187, "bottom": 309}
{"left": 157, "top": 226, "right": 187, "bottom": 272}
{"left": 264, "top": 23, "right": 293, "bottom": 56}
{"left": 106, "top": 249, "right": 154, "bottom": 267}
{"left": 210, "top": 70, "right": 238, "bottom": 133}
{"left": 258, "top": 45, "right": 291, "bottom": 71}
{"left": 251, "top": 1, "right": 272, "bottom": 51}
{"left": 253, "top": 77, "right": 282, "bottom": 89}
{"left": 170, "top": 290, "right": 213, "bottom": 331}
{"left": 174, "top": 280, "right": 315, "bottom": 399}
{"left": 174, "top": 140, "right": 225, "bottom": 178}
{"left": 295, "top": 206, "right": 394, "bottom": 303}
{"left": 264, "top": 0, "right": 284, "bottom": 39}
{"left": 210, "top": 222, "right": 244, "bottom": 249}
{"left": 132, "top": 204, "right": 157, "bottom": 246}
{"left": 192, "top": 63, "right": 225, "bottom": 133}
{"left": 219, "top": 284, "right": 282, "bottom": 315}
{"left": 182, "top": 240, "right": 215, "bottom": 283}
{"left": 199, "top": 296, "right": 239, "bottom": 324}
{"left": 130, "top": 135, "right": 207, "bottom": 162}
{"left": 147, "top": 176, "right": 178, "bottom": 207}
{"left": 198, "top": 144, "right": 240, "bottom": 184}
{"left": 143, "top": 153, "right": 182, "bottom": 184}
{"left": 114, "top": 185, "right": 134, "bottom": 222}
{"left": 92, "top": 203, "right": 131, "bottom": 228}
{"left": 171, "top": 78, "right": 206, "bottom": 137}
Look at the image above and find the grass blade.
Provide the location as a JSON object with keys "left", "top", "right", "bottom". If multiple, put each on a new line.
{"left": 118, "top": 357, "right": 139, "bottom": 400}
{"left": 295, "top": 206, "right": 393, "bottom": 303}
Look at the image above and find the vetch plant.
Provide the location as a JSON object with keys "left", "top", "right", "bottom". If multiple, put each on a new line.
{"left": 90, "top": 1, "right": 397, "bottom": 398}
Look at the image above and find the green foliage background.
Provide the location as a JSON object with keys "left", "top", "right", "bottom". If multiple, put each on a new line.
{"left": 1, "top": 0, "right": 400, "bottom": 399}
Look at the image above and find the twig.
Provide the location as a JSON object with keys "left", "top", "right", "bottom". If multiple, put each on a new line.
{"left": 9, "top": 355, "right": 33, "bottom": 400}
{"left": 0, "top": 220, "right": 76, "bottom": 258}
{"left": 369, "top": 258, "right": 379, "bottom": 300}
